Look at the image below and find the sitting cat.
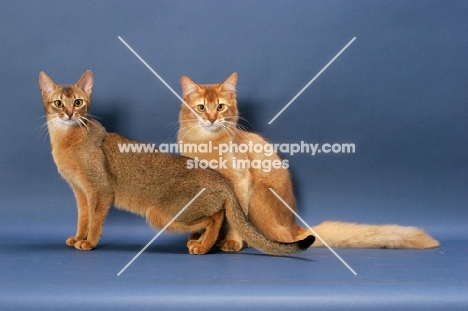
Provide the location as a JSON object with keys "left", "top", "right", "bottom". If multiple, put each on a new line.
{"left": 177, "top": 72, "right": 439, "bottom": 251}
{"left": 38, "top": 70, "right": 314, "bottom": 255}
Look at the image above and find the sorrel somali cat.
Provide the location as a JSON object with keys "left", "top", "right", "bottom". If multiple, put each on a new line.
{"left": 177, "top": 72, "right": 439, "bottom": 251}
{"left": 38, "top": 70, "right": 314, "bottom": 255}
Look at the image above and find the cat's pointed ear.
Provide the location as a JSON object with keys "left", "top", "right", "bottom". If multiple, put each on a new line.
{"left": 75, "top": 70, "right": 94, "bottom": 96}
{"left": 220, "top": 72, "right": 238, "bottom": 92}
{"left": 39, "top": 71, "right": 57, "bottom": 98}
{"left": 181, "top": 76, "right": 200, "bottom": 96}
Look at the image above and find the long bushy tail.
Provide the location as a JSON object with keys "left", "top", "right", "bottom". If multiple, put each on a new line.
{"left": 225, "top": 196, "right": 315, "bottom": 255}
{"left": 296, "top": 221, "right": 439, "bottom": 249}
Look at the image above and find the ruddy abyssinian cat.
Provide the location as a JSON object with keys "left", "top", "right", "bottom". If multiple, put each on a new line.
{"left": 178, "top": 72, "right": 439, "bottom": 252}
{"left": 38, "top": 70, "right": 314, "bottom": 255}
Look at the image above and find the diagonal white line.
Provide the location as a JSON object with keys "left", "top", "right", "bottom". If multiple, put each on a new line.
{"left": 268, "top": 188, "right": 357, "bottom": 276}
{"left": 117, "top": 36, "right": 203, "bottom": 122}
{"left": 117, "top": 188, "right": 206, "bottom": 276}
{"left": 268, "top": 37, "right": 356, "bottom": 124}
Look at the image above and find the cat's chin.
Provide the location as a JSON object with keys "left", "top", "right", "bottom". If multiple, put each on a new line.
{"left": 201, "top": 125, "right": 222, "bottom": 132}
{"left": 59, "top": 119, "right": 80, "bottom": 127}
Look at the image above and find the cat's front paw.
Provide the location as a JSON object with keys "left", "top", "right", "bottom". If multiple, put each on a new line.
{"left": 66, "top": 236, "right": 83, "bottom": 247}
{"left": 188, "top": 242, "right": 209, "bottom": 255}
{"left": 73, "top": 240, "right": 95, "bottom": 251}
{"left": 219, "top": 239, "right": 243, "bottom": 252}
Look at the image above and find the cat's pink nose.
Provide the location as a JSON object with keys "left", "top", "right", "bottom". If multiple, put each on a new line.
{"left": 207, "top": 115, "right": 217, "bottom": 124}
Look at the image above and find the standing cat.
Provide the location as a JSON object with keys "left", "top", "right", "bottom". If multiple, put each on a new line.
{"left": 38, "top": 70, "right": 314, "bottom": 255}
{"left": 177, "top": 72, "right": 439, "bottom": 251}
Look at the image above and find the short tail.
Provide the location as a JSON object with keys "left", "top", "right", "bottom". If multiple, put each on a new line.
{"left": 225, "top": 196, "right": 315, "bottom": 255}
{"left": 296, "top": 221, "right": 439, "bottom": 249}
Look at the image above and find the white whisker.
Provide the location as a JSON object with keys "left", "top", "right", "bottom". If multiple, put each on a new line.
{"left": 222, "top": 121, "right": 247, "bottom": 140}
{"left": 77, "top": 118, "right": 87, "bottom": 136}
{"left": 225, "top": 115, "right": 254, "bottom": 131}
{"left": 87, "top": 113, "right": 101, "bottom": 120}
{"left": 178, "top": 122, "right": 202, "bottom": 141}
{"left": 169, "top": 121, "right": 197, "bottom": 141}
{"left": 80, "top": 116, "right": 95, "bottom": 128}
{"left": 35, "top": 120, "right": 51, "bottom": 142}
{"left": 221, "top": 124, "right": 237, "bottom": 141}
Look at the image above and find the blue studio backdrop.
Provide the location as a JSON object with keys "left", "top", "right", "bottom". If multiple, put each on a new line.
{"left": 0, "top": 1, "right": 467, "bottom": 310}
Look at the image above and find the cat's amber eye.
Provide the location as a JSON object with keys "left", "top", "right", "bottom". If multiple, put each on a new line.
{"left": 74, "top": 99, "right": 83, "bottom": 107}
{"left": 197, "top": 104, "right": 206, "bottom": 112}
{"left": 54, "top": 100, "right": 64, "bottom": 108}
{"left": 216, "top": 104, "right": 225, "bottom": 111}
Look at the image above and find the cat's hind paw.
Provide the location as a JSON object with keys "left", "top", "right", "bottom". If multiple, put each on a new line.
{"left": 219, "top": 239, "right": 243, "bottom": 252}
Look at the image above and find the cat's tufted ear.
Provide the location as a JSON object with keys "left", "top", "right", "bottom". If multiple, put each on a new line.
{"left": 180, "top": 76, "right": 200, "bottom": 96}
{"left": 39, "top": 71, "right": 57, "bottom": 98}
{"left": 220, "top": 72, "right": 237, "bottom": 92}
{"left": 75, "top": 70, "right": 94, "bottom": 96}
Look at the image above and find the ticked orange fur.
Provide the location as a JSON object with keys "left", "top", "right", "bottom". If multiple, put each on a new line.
{"left": 178, "top": 73, "right": 439, "bottom": 251}
{"left": 39, "top": 70, "right": 314, "bottom": 255}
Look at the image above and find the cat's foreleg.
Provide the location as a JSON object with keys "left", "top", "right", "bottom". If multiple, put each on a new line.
{"left": 73, "top": 190, "right": 113, "bottom": 250}
{"left": 185, "top": 210, "right": 225, "bottom": 255}
{"left": 66, "top": 186, "right": 89, "bottom": 247}
{"left": 188, "top": 230, "right": 204, "bottom": 242}
{"left": 145, "top": 207, "right": 224, "bottom": 254}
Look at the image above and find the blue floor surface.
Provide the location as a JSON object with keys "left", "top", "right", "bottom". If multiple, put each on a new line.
{"left": 1, "top": 222, "right": 467, "bottom": 310}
